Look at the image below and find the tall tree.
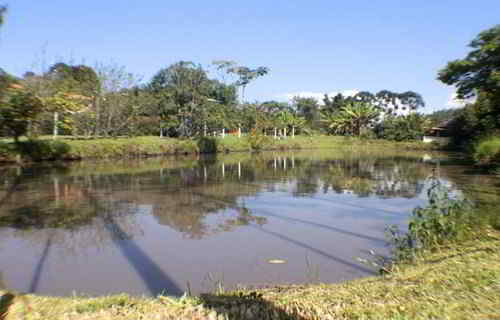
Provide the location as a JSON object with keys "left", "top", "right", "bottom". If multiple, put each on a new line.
{"left": 293, "top": 96, "right": 320, "bottom": 125}
{"left": 226, "top": 65, "right": 269, "bottom": 103}
{"left": 438, "top": 25, "right": 500, "bottom": 101}
{"left": 0, "top": 84, "right": 45, "bottom": 142}
{"left": 150, "top": 61, "right": 214, "bottom": 136}
{"left": 438, "top": 25, "right": 500, "bottom": 144}
{"left": 43, "top": 63, "right": 99, "bottom": 138}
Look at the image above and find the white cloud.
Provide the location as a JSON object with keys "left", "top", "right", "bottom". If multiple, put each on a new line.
{"left": 277, "top": 89, "right": 360, "bottom": 105}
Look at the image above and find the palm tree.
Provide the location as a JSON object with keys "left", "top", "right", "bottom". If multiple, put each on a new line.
{"left": 323, "top": 102, "right": 380, "bottom": 136}
{"left": 277, "top": 110, "right": 293, "bottom": 137}
{"left": 289, "top": 114, "right": 306, "bottom": 138}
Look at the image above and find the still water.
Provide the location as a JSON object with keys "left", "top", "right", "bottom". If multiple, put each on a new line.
{"left": 0, "top": 149, "right": 498, "bottom": 296}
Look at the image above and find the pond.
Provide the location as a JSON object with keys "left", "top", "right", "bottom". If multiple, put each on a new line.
{"left": 0, "top": 149, "right": 498, "bottom": 297}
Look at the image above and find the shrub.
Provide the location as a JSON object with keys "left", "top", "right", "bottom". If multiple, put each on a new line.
{"left": 15, "top": 139, "right": 71, "bottom": 161}
{"left": 197, "top": 137, "right": 218, "bottom": 153}
{"left": 474, "top": 136, "right": 500, "bottom": 166}
{"left": 387, "top": 178, "right": 476, "bottom": 262}
{"left": 246, "top": 130, "right": 271, "bottom": 151}
{"left": 375, "top": 113, "right": 428, "bottom": 141}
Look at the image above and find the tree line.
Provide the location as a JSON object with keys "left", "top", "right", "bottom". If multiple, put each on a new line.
{"left": 6, "top": 7, "right": 499, "bottom": 145}
{"left": 0, "top": 54, "right": 429, "bottom": 141}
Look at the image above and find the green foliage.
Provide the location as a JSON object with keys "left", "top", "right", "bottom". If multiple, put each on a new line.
{"left": 149, "top": 61, "right": 238, "bottom": 137}
{"left": 438, "top": 25, "right": 500, "bottom": 147}
{"left": 14, "top": 139, "right": 71, "bottom": 161}
{"left": 293, "top": 96, "right": 321, "bottom": 125}
{"left": 246, "top": 130, "right": 271, "bottom": 151}
{"left": 446, "top": 92, "right": 500, "bottom": 147}
{"left": 174, "top": 139, "right": 199, "bottom": 155}
{"left": 323, "top": 90, "right": 425, "bottom": 116}
{"left": 438, "top": 25, "right": 500, "bottom": 100}
{"left": 323, "top": 102, "right": 380, "bottom": 136}
{"left": 225, "top": 64, "right": 269, "bottom": 102}
{"left": 0, "top": 86, "right": 45, "bottom": 141}
{"left": 474, "top": 136, "right": 500, "bottom": 166}
{"left": 387, "top": 179, "right": 476, "bottom": 262}
{"left": 375, "top": 113, "right": 430, "bottom": 141}
{"left": 427, "top": 108, "right": 461, "bottom": 127}
{"left": 196, "top": 137, "right": 218, "bottom": 153}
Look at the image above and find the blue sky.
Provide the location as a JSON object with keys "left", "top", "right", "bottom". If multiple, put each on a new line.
{"left": 1, "top": 1, "right": 499, "bottom": 112}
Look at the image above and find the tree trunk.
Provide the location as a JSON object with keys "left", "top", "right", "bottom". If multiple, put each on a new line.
{"left": 292, "top": 126, "right": 295, "bottom": 138}
{"left": 274, "top": 127, "right": 277, "bottom": 139}
{"left": 94, "top": 95, "right": 100, "bottom": 137}
{"left": 241, "top": 86, "right": 246, "bottom": 104}
{"left": 284, "top": 127, "right": 287, "bottom": 138}
{"left": 53, "top": 112, "right": 59, "bottom": 140}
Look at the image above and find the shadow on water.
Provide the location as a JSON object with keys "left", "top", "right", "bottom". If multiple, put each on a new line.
{"left": 255, "top": 209, "right": 385, "bottom": 244}
{"left": 253, "top": 226, "right": 376, "bottom": 275}
{"left": 186, "top": 190, "right": 385, "bottom": 245}
{"left": 200, "top": 292, "right": 307, "bottom": 320}
{"left": 28, "top": 237, "right": 52, "bottom": 293}
{"left": 82, "top": 190, "right": 184, "bottom": 297}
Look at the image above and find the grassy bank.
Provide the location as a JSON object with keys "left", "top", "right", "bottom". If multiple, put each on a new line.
{"left": 2, "top": 230, "right": 499, "bottom": 320}
{"left": 0, "top": 135, "right": 439, "bottom": 163}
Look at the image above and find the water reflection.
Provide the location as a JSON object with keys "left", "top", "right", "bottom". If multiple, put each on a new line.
{"left": 0, "top": 150, "right": 497, "bottom": 296}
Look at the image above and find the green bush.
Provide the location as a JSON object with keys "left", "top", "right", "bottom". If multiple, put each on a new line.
{"left": 15, "top": 139, "right": 71, "bottom": 161}
{"left": 197, "top": 137, "right": 218, "bottom": 153}
{"left": 474, "top": 136, "right": 500, "bottom": 166}
{"left": 375, "top": 114, "right": 428, "bottom": 141}
{"left": 387, "top": 179, "right": 477, "bottom": 262}
{"left": 246, "top": 130, "right": 271, "bottom": 151}
{"left": 174, "top": 139, "right": 199, "bottom": 155}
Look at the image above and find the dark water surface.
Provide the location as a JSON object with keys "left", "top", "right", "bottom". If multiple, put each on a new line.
{"left": 1, "top": 149, "right": 498, "bottom": 296}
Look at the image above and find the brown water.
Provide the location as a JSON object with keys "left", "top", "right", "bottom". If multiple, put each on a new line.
{"left": 0, "top": 149, "right": 498, "bottom": 297}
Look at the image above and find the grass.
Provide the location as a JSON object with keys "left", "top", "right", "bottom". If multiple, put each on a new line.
{"left": 1, "top": 229, "right": 499, "bottom": 319}
{"left": 0, "top": 135, "right": 438, "bottom": 163}
{"left": 474, "top": 136, "right": 500, "bottom": 167}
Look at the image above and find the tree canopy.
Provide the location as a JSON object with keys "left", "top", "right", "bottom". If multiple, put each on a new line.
{"left": 437, "top": 25, "right": 500, "bottom": 146}
{"left": 438, "top": 25, "right": 500, "bottom": 100}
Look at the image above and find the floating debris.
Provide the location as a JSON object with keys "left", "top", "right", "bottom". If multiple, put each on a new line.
{"left": 267, "top": 259, "right": 287, "bottom": 264}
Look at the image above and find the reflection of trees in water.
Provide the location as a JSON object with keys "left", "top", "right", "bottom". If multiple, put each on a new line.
{"left": 312, "top": 156, "right": 430, "bottom": 198}
{"left": 0, "top": 164, "right": 269, "bottom": 241}
{"left": 0, "top": 151, "right": 469, "bottom": 242}
{"left": 145, "top": 170, "right": 268, "bottom": 239}
{"left": 0, "top": 168, "right": 143, "bottom": 253}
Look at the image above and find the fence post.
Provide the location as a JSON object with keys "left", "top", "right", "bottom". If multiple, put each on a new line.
{"left": 222, "top": 128, "right": 225, "bottom": 139}
{"left": 238, "top": 127, "right": 241, "bottom": 138}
